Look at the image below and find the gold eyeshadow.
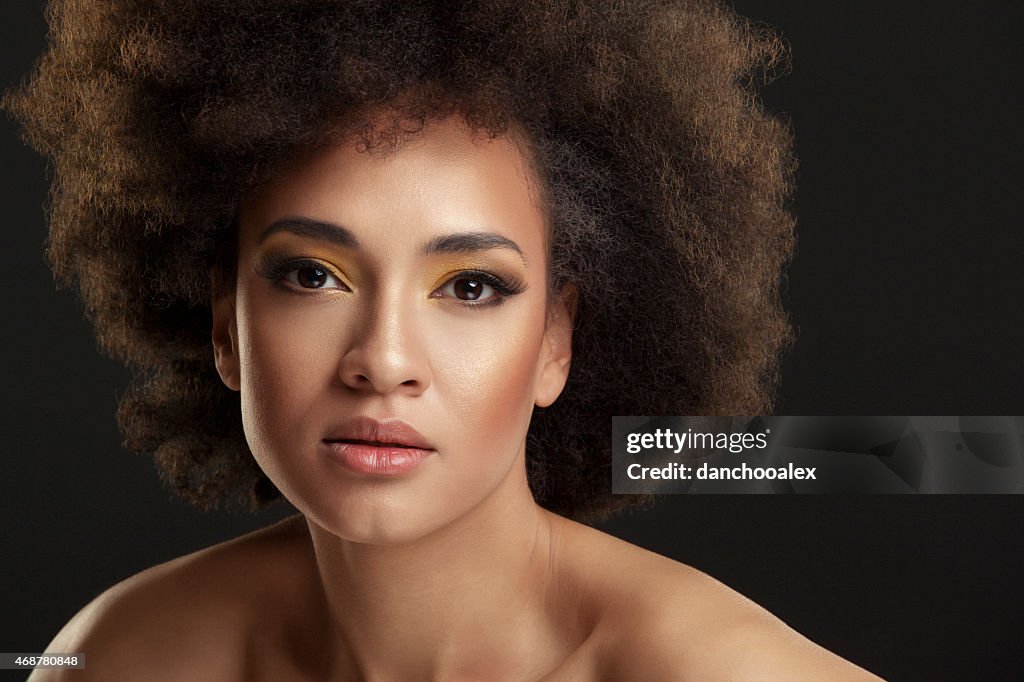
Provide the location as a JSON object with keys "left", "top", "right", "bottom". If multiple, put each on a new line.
{"left": 253, "top": 248, "right": 528, "bottom": 309}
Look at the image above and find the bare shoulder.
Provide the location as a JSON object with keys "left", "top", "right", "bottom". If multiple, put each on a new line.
{"left": 30, "top": 514, "right": 314, "bottom": 682}
{"left": 552, "top": 516, "right": 884, "bottom": 681}
{"left": 613, "top": 570, "right": 885, "bottom": 681}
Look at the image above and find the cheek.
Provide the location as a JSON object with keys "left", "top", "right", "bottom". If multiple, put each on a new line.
{"left": 234, "top": 293, "right": 341, "bottom": 457}
{"left": 428, "top": 307, "right": 546, "bottom": 444}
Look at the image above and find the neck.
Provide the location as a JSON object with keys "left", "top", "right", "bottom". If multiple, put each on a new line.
{"left": 304, "top": 457, "right": 568, "bottom": 680}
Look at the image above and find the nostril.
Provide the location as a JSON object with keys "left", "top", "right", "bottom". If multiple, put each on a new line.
{"left": 337, "top": 347, "right": 431, "bottom": 395}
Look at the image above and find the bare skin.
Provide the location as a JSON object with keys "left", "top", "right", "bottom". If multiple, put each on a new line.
{"left": 36, "top": 512, "right": 882, "bottom": 681}
{"left": 33, "top": 115, "right": 883, "bottom": 681}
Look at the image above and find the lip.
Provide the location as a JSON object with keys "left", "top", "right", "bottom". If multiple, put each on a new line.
{"left": 322, "top": 417, "right": 434, "bottom": 476}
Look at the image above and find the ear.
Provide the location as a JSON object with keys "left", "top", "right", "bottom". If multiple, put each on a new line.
{"left": 534, "top": 283, "right": 577, "bottom": 408}
{"left": 210, "top": 267, "right": 241, "bottom": 392}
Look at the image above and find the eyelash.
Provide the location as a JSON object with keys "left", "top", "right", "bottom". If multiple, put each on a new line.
{"left": 433, "top": 269, "right": 528, "bottom": 308}
{"left": 254, "top": 254, "right": 528, "bottom": 308}
{"left": 255, "top": 255, "right": 349, "bottom": 292}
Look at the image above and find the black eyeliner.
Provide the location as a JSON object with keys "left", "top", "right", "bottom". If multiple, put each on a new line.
{"left": 441, "top": 269, "right": 528, "bottom": 309}
{"left": 253, "top": 252, "right": 348, "bottom": 293}
{"left": 454, "top": 269, "right": 528, "bottom": 297}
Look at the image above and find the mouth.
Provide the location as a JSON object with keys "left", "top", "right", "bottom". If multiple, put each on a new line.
{"left": 322, "top": 440, "right": 433, "bottom": 476}
{"left": 326, "top": 438, "right": 421, "bottom": 448}
{"left": 322, "top": 417, "right": 434, "bottom": 475}
{"left": 322, "top": 417, "right": 434, "bottom": 451}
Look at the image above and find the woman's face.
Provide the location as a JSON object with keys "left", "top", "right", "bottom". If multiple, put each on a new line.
{"left": 212, "top": 115, "right": 573, "bottom": 543}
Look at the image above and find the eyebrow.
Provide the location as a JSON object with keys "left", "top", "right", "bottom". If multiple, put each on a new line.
{"left": 258, "top": 216, "right": 527, "bottom": 265}
{"left": 259, "top": 217, "right": 360, "bottom": 249}
{"left": 421, "top": 232, "right": 527, "bottom": 264}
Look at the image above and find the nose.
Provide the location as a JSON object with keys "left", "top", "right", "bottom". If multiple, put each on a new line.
{"left": 337, "top": 289, "right": 432, "bottom": 396}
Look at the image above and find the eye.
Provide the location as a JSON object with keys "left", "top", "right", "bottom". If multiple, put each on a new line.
{"left": 272, "top": 259, "right": 348, "bottom": 288}
{"left": 431, "top": 270, "right": 528, "bottom": 308}
{"left": 440, "top": 276, "right": 496, "bottom": 302}
{"left": 284, "top": 263, "right": 346, "bottom": 290}
{"left": 254, "top": 254, "right": 350, "bottom": 292}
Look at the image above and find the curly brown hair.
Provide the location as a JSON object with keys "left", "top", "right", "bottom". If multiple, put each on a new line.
{"left": 5, "top": 0, "right": 795, "bottom": 522}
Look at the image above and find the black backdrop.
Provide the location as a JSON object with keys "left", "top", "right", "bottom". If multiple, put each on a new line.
{"left": 2, "top": 3, "right": 1022, "bottom": 680}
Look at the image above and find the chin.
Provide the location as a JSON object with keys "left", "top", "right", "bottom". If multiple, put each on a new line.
{"left": 300, "top": 490, "right": 457, "bottom": 546}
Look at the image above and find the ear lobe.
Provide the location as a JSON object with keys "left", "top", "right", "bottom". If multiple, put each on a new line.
{"left": 534, "top": 283, "right": 577, "bottom": 408}
{"left": 210, "top": 269, "right": 241, "bottom": 392}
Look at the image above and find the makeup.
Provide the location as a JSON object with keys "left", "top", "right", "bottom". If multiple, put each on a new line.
{"left": 323, "top": 441, "right": 433, "bottom": 476}
{"left": 322, "top": 417, "right": 435, "bottom": 476}
{"left": 230, "top": 114, "right": 563, "bottom": 544}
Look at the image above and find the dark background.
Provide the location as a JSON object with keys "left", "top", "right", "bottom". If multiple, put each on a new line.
{"left": 2, "top": 3, "right": 1022, "bottom": 680}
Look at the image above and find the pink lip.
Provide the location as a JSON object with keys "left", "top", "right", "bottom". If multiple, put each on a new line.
{"left": 322, "top": 417, "right": 434, "bottom": 476}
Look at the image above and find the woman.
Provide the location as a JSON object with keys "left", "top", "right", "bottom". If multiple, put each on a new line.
{"left": 8, "top": 0, "right": 881, "bottom": 678}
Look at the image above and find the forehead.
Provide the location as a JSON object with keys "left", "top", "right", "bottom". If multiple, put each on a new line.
{"left": 237, "top": 116, "right": 547, "bottom": 255}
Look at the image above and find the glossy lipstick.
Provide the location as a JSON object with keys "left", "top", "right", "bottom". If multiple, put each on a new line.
{"left": 322, "top": 417, "right": 434, "bottom": 476}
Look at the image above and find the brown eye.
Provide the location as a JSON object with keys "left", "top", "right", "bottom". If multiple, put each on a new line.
{"left": 282, "top": 262, "right": 346, "bottom": 290}
{"left": 452, "top": 278, "right": 485, "bottom": 300}
{"left": 296, "top": 265, "right": 329, "bottom": 288}
{"left": 432, "top": 269, "right": 524, "bottom": 307}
